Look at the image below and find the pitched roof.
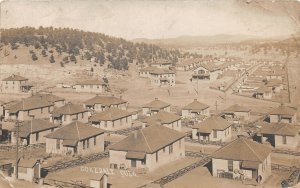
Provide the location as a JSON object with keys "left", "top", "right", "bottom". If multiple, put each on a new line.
{"left": 11, "top": 119, "right": 58, "bottom": 138}
{"left": 109, "top": 125, "right": 185, "bottom": 153}
{"left": 52, "top": 103, "right": 87, "bottom": 115}
{"left": 45, "top": 121, "right": 105, "bottom": 145}
{"left": 224, "top": 104, "right": 251, "bottom": 113}
{"left": 212, "top": 137, "right": 272, "bottom": 162}
{"left": 29, "top": 93, "right": 65, "bottom": 103}
{"left": 142, "top": 98, "right": 170, "bottom": 109}
{"left": 2, "top": 74, "right": 28, "bottom": 81}
{"left": 269, "top": 105, "right": 297, "bottom": 116}
{"left": 9, "top": 98, "right": 53, "bottom": 113}
{"left": 260, "top": 122, "right": 300, "bottom": 136}
{"left": 149, "top": 68, "right": 175, "bottom": 75}
{"left": 89, "top": 108, "right": 132, "bottom": 121}
{"left": 193, "top": 116, "right": 232, "bottom": 133}
{"left": 84, "top": 95, "right": 127, "bottom": 106}
{"left": 182, "top": 99, "right": 209, "bottom": 111}
{"left": 142, "top": 111, "right": 181, "bottom": 125}
{"left": 75, "top": 79, "right": 106, "bottom": 86}
{"left": 18, "top": 158, "right": 38, "bottom": 168}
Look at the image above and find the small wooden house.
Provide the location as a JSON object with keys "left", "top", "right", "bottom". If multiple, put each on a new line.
{"left": 142, "top": 98, "right": 170, "bottom": 116}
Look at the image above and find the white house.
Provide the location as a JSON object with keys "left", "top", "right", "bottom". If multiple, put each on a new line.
{"left": 212, "top": 136, "right": 272, "bottom": 183}
{"left": 192, "top": 116, "right": 232, "bottom": 142}
{"left": 182, "top": 99, "right": 210, "bottom": 118}
{"left": 45, "top": 121, "right": 105, "bottom": 155}
{"left": 51, "top": 103, "right": 89, "bottom": 125}
{"left": 84, "top": 95, "right": 128, "bottom": 113}
{"left": 269, "top": 105, "right": 297, "bottom": 124}
{"left": 141, "top": 111, "right": 182, "bottom": 131}
{"left": 89, "top": 108, "right": 133, "bottom": 131}
{"left": 142, "top": 98, "right": 170, "bottom": 116}
{"left": 192, "top": 64, "right": 221, "bottom": 81}
{"left": 73, "top": 80, "right": 108, "bottom": 93}
{"left": 14, "top": 158, "right": 41, "bottom": 182}
{"left": 109, "top": 125, "right": 185, "bottom": 172}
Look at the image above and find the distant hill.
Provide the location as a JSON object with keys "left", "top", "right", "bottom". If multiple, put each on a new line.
{"left": 0, "top": 27, "right": 200, "bottom": 70}
{"left": 132, "top": 34, "right": 290, "bottom": 48}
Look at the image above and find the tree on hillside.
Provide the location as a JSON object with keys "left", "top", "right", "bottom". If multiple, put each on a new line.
{"left": 32, "top": 53, "right": 38, "bottom": 61}
{"left": 41, "top": 49, "right": 47, "bottom": 57}
{"left": 49, "top": 54, "right": 55, "bottom": 63}
{"left": 70, "top": 54, "right": 77, "bottom": 62}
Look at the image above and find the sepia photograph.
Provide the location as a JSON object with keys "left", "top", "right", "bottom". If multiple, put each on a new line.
{"left": 0, "top": 0, "right": 300, "bottom": 187}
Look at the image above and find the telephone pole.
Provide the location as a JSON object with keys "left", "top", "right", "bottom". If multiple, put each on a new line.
{"left": 15, "top": 120, "right": 19, "bottom": 179}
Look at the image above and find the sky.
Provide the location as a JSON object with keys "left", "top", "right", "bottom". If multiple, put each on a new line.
{"left": 0, "top": 0, "right": 299, "bottom": 39}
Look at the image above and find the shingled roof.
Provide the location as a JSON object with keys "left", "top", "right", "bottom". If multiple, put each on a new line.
{"left": 2, "top": 74, "right": 28, "bottom": 81}
{"left": 109, "top": 125, "right": 185, "bottom": 154}
{"left": 84, "top": 95, "right": 127, "bottom": 106}
{"left": 224, "top": 104, "right": 251, "bottom": 113}
{"left": 11, "top": 119, "right": 58, "bottom": 138}
{"left": 260, "top": 122, "right": 300, "bottom": 136}
{"left": 142, "top": 98, "right": 170, "bottom": 110}
{"left": 46, "top": 121, "right": 105, "bottom": 146}
{"left": 89, "top": 108, "right": 132, "bottom": 121}
{"left": 9, "top": 98, "right": 53, "bottom": 114}
{"left": 182, "top": 99, "right": 209, "bottom": 111}
{"left": 52, "top": 103, "right": 87, "bottom": 116}
{"left": 193, "top": 116, "right": 232, "bottom": 134}
{"left": 29, "top": 93, "right": 65, "bottom": 103}
{"left": 142, "top": 111, "right": 181, "bottom": 125}
{"left": 269, "top": 105, "right": 297, "bottom": 116}
{"left": 212, "top": 137, "right": 272, "bottom": 162}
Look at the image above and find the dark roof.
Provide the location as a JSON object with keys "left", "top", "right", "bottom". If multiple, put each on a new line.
{"left": 52, "top": 103, "right": 87, "bottom": 115}
{"left": 212, "top": 137, "right": 272, "bottom": 162}
{"left": 2, "top": 74, "right": 28, "bottom": 81}
{"left": 75, "top": 79, "right": 106, "bottom": 86}
{"left": 11, "top": 119, "right": 58, "bottom": 138}
{"left": 182, "top": 99, "right": 209, "bottom": 111}
{"left": 224, "top": 104, "right": 251, "bottom": 113}
{"left": 29, "top": 93, "right": 65, "bottom": 103}
{"left": 109, "top": 125, "right": 185, "bottom": 154}
{"left": 89, "top": 108, "right": 132, "bottom": 121}
{"left": 142, "top": 111, "right": 181, "bottom": 125}
{"left": 193, "top": 116, "right": 232, "bottom": 133}
{"left": 142, "top": 98, "right": 170, "bottom": 109}
{"left": 45, "top": 121, "right": 105, "bottom": 144}
{"left": 269, "top": 105, "right": 297, "bottom": 116}
{"left": 9, "top": 98, "right": 53, "bottom": 113}
{"left": 84, "top": 95, "right": 127, "bottom": 106}
{"left": 260, "top": 122, "right": 300, "bottom": 136}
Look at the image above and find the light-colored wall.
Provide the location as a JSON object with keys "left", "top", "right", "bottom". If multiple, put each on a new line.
{"left": 149, "top": 73, "right": 176, "bottom": 87}
{"left": 1, "top": 80, "right": 28, "bottom": 93}
{"left": 8, "top": 106, "right": 54, "bottom": 121}
{"left": 142, "top": 106, "right": 170, "bottom": 116}
{"left": 52, "top": 112, "right": 89, "bottom": 125}
{"left": 109, "top": 138, "right": 185, "bottom": 171}
{"left": 87, "top": 103, "right": 127, "bottom": 113}
{"left": 193, "top": 126, "right": 232, "bottom": 142}
{"left": 73, "top": 84, "right": 105, "bottom": 93}
{"left": 46, "top": 133, "right": 104, "bottom": 155}
{"left": 270, "top": 114, "right": 296, "bottom": 124}
{"left": 11, "top": 128, "right": 57, "bottom": 145}
{"left": 162, "top": 120, "right": 182, "bottom": 131}
{"left": 181, "top": 108, "right": 210, "bottom": 118}
{"left": 274, "top": 134, "right": 299, "bottom": 149}
{"left": 91, "top": 115, "right": 132, "bottom": 131}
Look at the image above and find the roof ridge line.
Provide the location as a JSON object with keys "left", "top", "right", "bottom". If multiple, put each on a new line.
{"left": 141, "top": 129, "right": 152, "bottom": 153}
{"left": 243, "top": 139, "right": 262, "bottom": 162}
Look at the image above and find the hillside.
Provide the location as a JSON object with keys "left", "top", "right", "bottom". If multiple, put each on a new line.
{"left": 0, "top": 27, "right": 200, "bottom": 70}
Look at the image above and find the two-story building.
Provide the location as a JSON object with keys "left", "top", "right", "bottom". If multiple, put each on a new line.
{"left": 84, "top": 95, "right": 127, "bottom": 113}
{"left": 192, "top": 116, "right": 232, "bottom": 142}
{"left": 109, "top": 125, "right": 185, "bottom": 172}
{"left": 1, "top": 74, "right": 32, "bottom": 93}
{"left": 149, "top": 68, "right": 176, "bottom": 87}
{"left": 141, "top": 111, "right": 182, "bottom": 131}
{"left": 6, "top": 98, "right": 54, "bottom": 121}
{"left": 51, "top": 103, "right": 89, "bottom": 125}
{"left": 212, "top": 136, "right": 272, "bottom": 183}
{"left": 45, "top": 121, "right": 105, "bottom": 155}
{"left": 192, "top": 64, "right": 221, "bottom": 81}
{"left": 142, "top": 98, "right": 170, "bottom": 116}
{"left": 89, "top": 108, "right": 133, "bottom": 131}
{"left": 182, "top": 99, "right": 210, "bottom": 118}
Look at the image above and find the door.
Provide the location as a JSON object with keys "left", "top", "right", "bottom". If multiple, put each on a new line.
{"left": 131, "top": 160, "right": 136, "bottom": 168}
{"left": 252, "top": 169, "right": 258, "bottom": 180}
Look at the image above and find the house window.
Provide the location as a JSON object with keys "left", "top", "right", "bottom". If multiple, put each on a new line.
{"left": 36, "top": 132, "right": 39, "bottom": 142}
{"left": 112, "top": 121, "right": 114, "bottom": 128}
{"left": 169, "top": 144, "right": 173, "bottom": 154}
{"left": 87, "top": 139, "right": 89, "bottom": 149}
{"left": 41, "top": 108, "right": 43, "bottom": 113}
{"left": 48, "top": 107, "right": 50, "bottom": 113}
{"left": 81, "top": 113, "right": 83, "bottom": 118}
{"left": 213, "top": 130, "right": 217, "bottom": 138}
{"left": 282, "top": 136, "right": 287, "bottom": 144}
{"left": 56, "top": 139, "right": 60, "bottom": 149}
{"left": 156, "top": 152, "right": 158, "bottom": 162}
{"left": 63, "top": 115, "right": 66, "bottom": 121}
{"left": 179, "top": 140, "right": 181, "bottom": 148}
{"left": 105, "top": 121, "right": 107, "bottom": 127}
{"left": 83, "top": 140, "right": 86, "bottom": 150}
{"left": 163, "top": 147, "right": 165, "bottom": 152}
{"left": 228, "top": 160, "right": 233, "bottom": 172}
{"left": 94, "top": 137, "right": 97, "bottom": 146}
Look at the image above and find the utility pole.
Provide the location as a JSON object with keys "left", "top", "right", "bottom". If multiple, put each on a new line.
{"left": 15, "top": 120, "right": 19, "bottom": 179}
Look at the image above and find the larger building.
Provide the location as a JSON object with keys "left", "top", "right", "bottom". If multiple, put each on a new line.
{"left": 1, "top": 74, "right": 32, "bottom": 94}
